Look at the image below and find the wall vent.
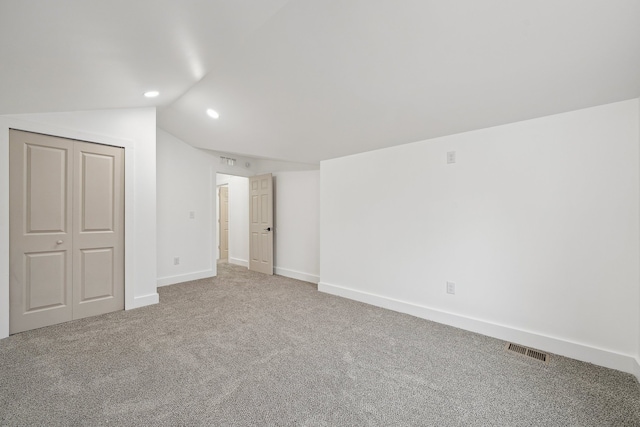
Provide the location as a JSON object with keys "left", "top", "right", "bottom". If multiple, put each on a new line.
{"left": 506, "top": 343, "right": 549, "bottom": 363}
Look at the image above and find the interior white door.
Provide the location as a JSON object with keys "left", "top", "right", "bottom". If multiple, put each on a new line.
{"left": 9, "top": 130, "right": 124, "bottom": 334}
{"left": 249, "top": 173, "right": 273, "bottom": 275}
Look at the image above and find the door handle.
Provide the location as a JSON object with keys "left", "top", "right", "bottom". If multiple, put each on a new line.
{"left": 264, "top": 227, "right": 271, "bottom": 232}
{"left": 56, "top": 240, "right": 63, "bottom": 245}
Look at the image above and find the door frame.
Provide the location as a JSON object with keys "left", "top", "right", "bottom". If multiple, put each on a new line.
{"left": 0, "top": 117, "right": 135, "bottom": 338}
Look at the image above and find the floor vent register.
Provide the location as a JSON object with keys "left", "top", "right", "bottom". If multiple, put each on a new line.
{"left": 506, "top": 343, "right": 549, "bottom": 363}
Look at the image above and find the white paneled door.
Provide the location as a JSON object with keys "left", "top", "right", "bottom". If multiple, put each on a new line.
{"left": 249, "top": 173, "right": 273, "bottom": 275}
{"left": 9, "top": 130, "right": 124, "bottom": 334}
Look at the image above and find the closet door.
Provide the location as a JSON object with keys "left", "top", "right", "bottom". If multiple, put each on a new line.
{"left": 9, "top": 130, "right": 125, "bottom": 334}
{"left": 9, "top": 130, "right": 74, "bottom": 334}
{"left": 72, "top": 140, "right": 124, "bottom": 319}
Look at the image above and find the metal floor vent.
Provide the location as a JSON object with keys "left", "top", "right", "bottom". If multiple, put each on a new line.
{"left": 506, "top": 343, "right": 549, "bottom": 363}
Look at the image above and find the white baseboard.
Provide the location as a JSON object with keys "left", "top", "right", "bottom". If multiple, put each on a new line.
{"left": 156, "top": 270, "right": 215, "bottom": 287}
{"left": 634, "top": 358, "right": 640, "bottom": 383}
{"left": 318, "top": 281, "right": 638, "bottom": 376}
{"left": 229, "top": 258, "right": 248, "bottom": 268}
{"left": 275, "top": 267, "right": 319, "bottom": 284}
{"left": 128, "top": 292, "right": 159, "bottom": 309}
{"left": 226, "top": 259, "right": 318, "bottom": 283}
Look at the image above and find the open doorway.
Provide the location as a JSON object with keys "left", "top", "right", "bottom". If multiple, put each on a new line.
{"left": 218, "top": 185, "right": 229, "bottom": 261}
{"left": 216, "top": 174, "right": 250, "bottom": 266}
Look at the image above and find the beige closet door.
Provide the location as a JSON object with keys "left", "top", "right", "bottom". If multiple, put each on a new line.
{"left": 249, "top": 173, "right": 273, "bottom": 275}
{"left": 9, "top": 130, "right": 73, "bottom": 333}
{"left": 9, "top": 130, "right": 124, "bottom": 334}
{"left": 219, "top": 186, "right": 229, "bottom": 260}
{"left": 72, "top": 140, "right": 124, "bottom": 320}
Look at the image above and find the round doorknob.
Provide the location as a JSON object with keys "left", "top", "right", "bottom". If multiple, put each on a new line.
{"left": 56, "top": 240, "right": 63, "bottom": 245}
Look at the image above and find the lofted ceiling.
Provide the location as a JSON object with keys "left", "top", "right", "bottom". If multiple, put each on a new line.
{"left": 1, "top": 0, "right": 639, "bottom": 164}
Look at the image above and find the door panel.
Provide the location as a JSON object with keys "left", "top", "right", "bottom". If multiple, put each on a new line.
{"left": 81, "top": 152, "right": 115, "bottom": 232}
{"left": 261, "top": 233, "right": 270, "bottom": 263}
{"left": 10, "top": 130, "right": 73, "bottom": 334}
{"left": 73, "top": 140, "right": 124, "bottom": 320}
{"left": 250, "top": 233, "right": 259, "bottom": 262}
{"left": 26, "top": 144, "right": 68, "bottom": 233}
{"left": 249, "top": 173, "right": 273, "bottom": 275}
{"left": 80, "top": 248, "right": 114, "bottom": 301}
{"left": 25, "top": 251, "right": 67, "bottom": 311}
{"left": 251, "top": 195, "right": 259, "bottom": 223}
{"left": 261, "top": 194, "right": 268, "bottom": 221}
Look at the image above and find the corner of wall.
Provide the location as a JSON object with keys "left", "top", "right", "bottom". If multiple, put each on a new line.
{"left": 157, "top": 270, "right": 216, "bottom": 287}
{"left": 129, "top": 292, "right": 160, "bottom": 309}
{"left": 156, "top": 131, "right": 218, "bottom": 286}
{"left": 229, "top": 258, "right": 248, "bottom": 268}
{"left": 275, "top": 267, "right": 319, "bottom": 284}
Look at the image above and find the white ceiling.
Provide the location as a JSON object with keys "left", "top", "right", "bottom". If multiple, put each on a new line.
{"left": 2, "top": 1, "right": 639, "bottom": 164}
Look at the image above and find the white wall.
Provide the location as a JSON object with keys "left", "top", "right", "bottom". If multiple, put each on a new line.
{"left": 217, "top": 174, "right": 232, "bottom": 185}
{"left": 157, "top": 130, "right": 221, "bottom": 286}
{"left": 273, "top": 171, "right": 320, "bottom": 283}
{"left": 320, "top": 99, "right": 640, "bottom": 375}
{"left": 0, "top": 108, "right": 158, "bottom": 339}
{"left": 228, "top": 176, "right": 250, "bottom": 267}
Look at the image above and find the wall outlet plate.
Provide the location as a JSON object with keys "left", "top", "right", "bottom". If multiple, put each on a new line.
{"left": 447, "top": 151, "right": 456, "bottom": 164}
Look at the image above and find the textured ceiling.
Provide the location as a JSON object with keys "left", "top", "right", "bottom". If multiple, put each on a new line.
{"left": 2, "top": 0, "right": 639, "bottom": 163}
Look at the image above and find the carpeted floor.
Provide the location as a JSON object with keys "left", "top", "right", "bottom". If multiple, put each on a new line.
{"left": 1, "top": 262, "right": 639, "bottom": 426}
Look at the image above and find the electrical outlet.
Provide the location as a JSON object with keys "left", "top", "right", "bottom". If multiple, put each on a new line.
{"left": 189, "top": 211, "right": 195, "bottom": 219}
{"left": 446, "top": 281, "right": 456, "bottom": 294}
{"left": 447, "top": 151, "right": 456, "bottom": 164}
{"left": 174, "top": 257, "right": 180, "bottom": 265}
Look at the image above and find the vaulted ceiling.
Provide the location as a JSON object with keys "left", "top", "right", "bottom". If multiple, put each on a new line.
{"left": 2, "top": 0, "right": 639, "bottom": 164}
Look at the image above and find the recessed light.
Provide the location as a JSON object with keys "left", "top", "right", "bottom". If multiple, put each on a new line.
{"left": 207, "top": 109, "right": 220, "bottom": 119}
{"left": 144, "top": 91, "right": 159, "bottom": 98}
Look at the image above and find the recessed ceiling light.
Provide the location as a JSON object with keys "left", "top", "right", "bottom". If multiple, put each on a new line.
{"left": 144, "top": 91, "right": 159, "bottom": 98}
{"left": 207, "top": 109, "right": 220, "bottom": 119}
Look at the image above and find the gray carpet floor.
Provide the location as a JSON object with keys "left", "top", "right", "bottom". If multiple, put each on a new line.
{"left": 1, "top": 262, "right": 639, "bottom": 426}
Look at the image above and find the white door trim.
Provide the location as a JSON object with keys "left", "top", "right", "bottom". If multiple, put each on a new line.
{"left": 0, "top": 116, "right": 138, "bottom": 339}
